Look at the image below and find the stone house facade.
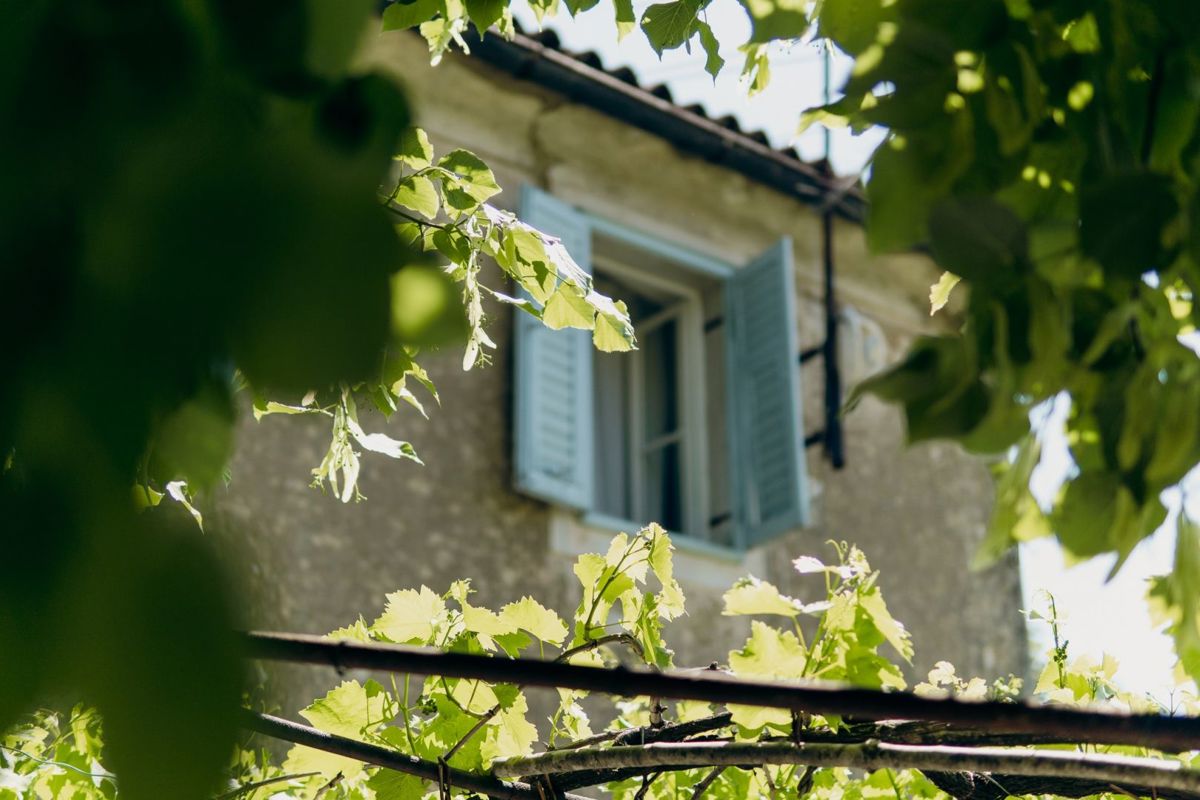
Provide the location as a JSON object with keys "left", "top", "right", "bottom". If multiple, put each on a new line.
{"left": 214, "top": 26, "right": 1028, "bottom": 710}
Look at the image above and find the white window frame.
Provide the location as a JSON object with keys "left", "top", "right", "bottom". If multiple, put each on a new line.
{"left": 591, "top": 254, "right": 709, "bottom": 539}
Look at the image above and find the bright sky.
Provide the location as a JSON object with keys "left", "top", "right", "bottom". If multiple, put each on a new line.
{"left": 511, "top": 0, "right": 885, "bottom": 175}
{"left": 1024, "top": 397, "right": 1184, "bottom": 701}
{"left": 515, "top": 3, "right": 1188, "bottom": 698}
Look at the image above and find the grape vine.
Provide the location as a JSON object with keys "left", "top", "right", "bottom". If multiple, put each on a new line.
{"left": 5, "top": 528, "right": 1198, "bottom": 800}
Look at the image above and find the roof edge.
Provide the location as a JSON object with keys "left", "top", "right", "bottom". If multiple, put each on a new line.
{"left": 459, "top": 28, "right": 866, "bottom": 222}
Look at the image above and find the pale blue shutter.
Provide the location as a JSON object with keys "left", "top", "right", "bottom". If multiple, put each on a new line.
{"left": 726, "top": 237, "right": 810, "bottom": 545}
{"left": 513, "top": 186, "right": 594, "bottom": 509}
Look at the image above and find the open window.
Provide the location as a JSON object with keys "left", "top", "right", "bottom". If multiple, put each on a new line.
{"left": 590, "top": 267, "right": 705, "bottom": 539}
{"left": 513, "top": 186, "right": 810, "bottom": 550}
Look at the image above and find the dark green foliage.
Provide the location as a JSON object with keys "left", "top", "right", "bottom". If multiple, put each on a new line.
{"left": 0, "top": 2, "right": 416, "bottom": 796}
{"left": 1079, "top": 172, "right": 1178, "bottom": 279}
{"left": 823, "top": 0, "right": 1200, "bottom": 672}
{"left": 929, "top": 196, "right": 1029, "bottom": 287}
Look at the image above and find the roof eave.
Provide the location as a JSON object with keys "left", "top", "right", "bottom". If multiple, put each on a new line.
{"left": 461, "top": 28, "right": 866, "bottom": 222}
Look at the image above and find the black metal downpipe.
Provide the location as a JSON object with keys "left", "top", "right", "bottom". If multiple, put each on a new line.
{"left": 822, "top": 208, "right": 845, "bottom": 470}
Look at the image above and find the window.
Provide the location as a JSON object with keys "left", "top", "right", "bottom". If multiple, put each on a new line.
{"left": 513, "top": 186, "right": 809, "bottom": 550}
{"left": 591, "top": 270, "right": 702, "bottom": 538}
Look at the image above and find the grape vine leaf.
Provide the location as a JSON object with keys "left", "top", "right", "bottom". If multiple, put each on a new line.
{"left": 373, "top": 586, "right": 446, "bottom": 644}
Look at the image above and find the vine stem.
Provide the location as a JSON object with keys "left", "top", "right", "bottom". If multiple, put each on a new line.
{"left": 691, "top": 766, "right": 726, "bottom": 800}
{"left": 557, "top": 633, "right": 645, "bottom": 663}
{"left": 0, "top": 744, "right": 116, "bottom": 781}
{"left": 213, "top": 771, "right": 320, "bottom": 800}
{"left": 382, "top": 203, "right": 455, "bottom": 232}
{"left": 243, "top": 632, "right": 1200, "bottom": 752}
{"left": 581, "top": 540, "right": 641, "bottom": 637}
{"left": 444, "top": 703, "right": 500, "bottom": 763}
{"left": 633, "top": 771, "right": 660, "bottom": 800}
{"left": 240, "top": 710, "right": 589, "bottom": 800}
{"left": 490, "top": 740, "right": 1200, "bottom": 793}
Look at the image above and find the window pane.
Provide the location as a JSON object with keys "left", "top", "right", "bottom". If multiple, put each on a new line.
{"left": 593, "top": 349, "right": 631, "bottom": 519}
{"left": 642, "top": 318, "right": 678, "bottom": 439}
{"left": 643, "top": 442, "right": 682, "bottom": 532}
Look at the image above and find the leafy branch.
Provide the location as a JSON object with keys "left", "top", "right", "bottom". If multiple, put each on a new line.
{"left": 243, "top": 126, "right": 635, "bottom": 507}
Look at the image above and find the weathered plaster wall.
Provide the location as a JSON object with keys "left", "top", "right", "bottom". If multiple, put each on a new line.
{"left": 213, "top": 30, "right": 1027, "bottom": 715}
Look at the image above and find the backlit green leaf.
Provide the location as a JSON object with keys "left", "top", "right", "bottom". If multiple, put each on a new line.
{"left": 298, "top": 680, "right": 387, "bottom": 738}
{"left": 858, "top": 589, "right": 913, "bottom": 662}
{"left": 501, "top": 597, "right": 568, "bottom": 645}
{"left": 394, "top": 127, "right": 434, "bottom": 168}
{"left": 392, "top": 174, "right": 439, "bottom": 218}
{"left": 373, "top": 586, "right": 446, "bottom": 644}
{"left": 542, "top": 284, "right": 594, "bottom": 330}
{"left": 929, "top": 271, "right": 961, "bottom": 316}
{"left": 438, "top": 150, "right": 501, "bottom": 209}
{"left": 594, "top": 307, "right": 637, "bottom": 352}
{"left": 723, "top": 576, "right": 824, "bottom": 617}
{"left": 481, "top": 694, "right": 538, "bottom": 765}
{"left": 327, "top": 617, "right": 374, "bottom": 642}
{"left": 641, "top": 0, "right": 704, "bottom": 54}
{"left": 696, "top": 20, "right": 725, "bottom": 78}
{"left": 614, "top": 0, "right": 637, "bottom": 37}
{"left": 367, "top": 770, "right": 427, "bottom": 800}
{"left": 729, "top": 620, "right": 807, "bottom": 679}
{"left": 463, "top": 601, "right": 518, "bottom": 638}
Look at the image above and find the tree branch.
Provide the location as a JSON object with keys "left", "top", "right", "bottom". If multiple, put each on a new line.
{"left": 552, "top": 728, "right": 629, "bottom": 751}
{"left": 612, "top": 713, "right": 733, "bottom": 747}
{"left": 924, "top": 770, "right": 1200, "bottom": 800}
{"left": 490, "top": 741, "right": 1200, "bottom": 795}
{"left": 238, "top": 710, "right": 589, "bottom": 800}
{"left": 546, "top": 715, "right": 738, "bottom": 789}
{"left": 777, "top": 719, "right": 1078, "bottom": 748}
{"left": 603, "top": 715, "right": 1071, "bottom": 764}
{"left": 549, "top": 763, "right": 658, "bottom": 789}
{"left": 243, "top": 632, "right": 1200, "bottom": 753}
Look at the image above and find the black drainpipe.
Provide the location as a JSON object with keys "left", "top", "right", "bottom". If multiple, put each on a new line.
{"left": 822, "top": 205, "right": 845, "bottom": 469}
{"left": 800, "top": 162, "right": 846, "bottom": 470}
